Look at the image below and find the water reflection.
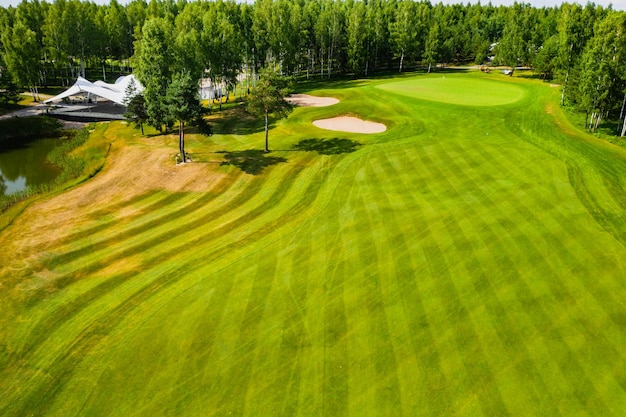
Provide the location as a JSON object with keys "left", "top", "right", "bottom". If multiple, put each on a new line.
{"left": 0, "top": 137, "right": 62, "bottom": 195}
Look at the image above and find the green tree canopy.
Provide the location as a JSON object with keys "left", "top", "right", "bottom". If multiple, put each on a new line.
{"left": 166, "top": 69, "right": 205, "bottom": 163}
{"left": 247, "top": 67, "right": 292, "bottom": 153}
{"left": 134, "top": 17, "right": 175, "bottom": 132}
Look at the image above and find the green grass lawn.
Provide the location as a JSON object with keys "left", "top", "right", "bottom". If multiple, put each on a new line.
{"left": 2, "top": 71, "right": 626, "bottom": 416}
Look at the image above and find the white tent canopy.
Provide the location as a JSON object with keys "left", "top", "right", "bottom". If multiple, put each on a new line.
{"left": 44, "top": 74, "right": 144, "bottom": 106}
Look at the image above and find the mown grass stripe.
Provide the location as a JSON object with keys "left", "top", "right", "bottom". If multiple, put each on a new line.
{"left": 44, "top": 164, "right": 300, "bottom": 279}
{"left": 218, "top": 257, "right": 277, "bottom": 416}
{"left": 417, "top": 145, "right": 515, "bottom": 416}
{"left": 65, "top": 180, "right": 233, "bottom": 250}
{"left": 364, "top": 153, "right": 440, "bottom": 415}
{"left": 472, "top": 137, "right": 623, "bottom": 405}
{"left": 322, "top": 250, "right": 349, "bottom": 417}
{"left": 47, "top": 171, "right": 258, "bottom": 273}
{"left": 442, "top": 136, "right": 611, "bottom": 414}
{"left": 3, "top": 155, "right": 334, "bottom": 414}
{"left": 379, "top": 145, "right": 456, "bottom": 414}
{"left": 442, "top": 207, "right": 562, "bottom": 414}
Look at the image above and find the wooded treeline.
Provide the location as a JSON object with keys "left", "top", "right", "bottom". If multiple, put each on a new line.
{"left": 1, "top": 0, "right": 626, "bottom": 134}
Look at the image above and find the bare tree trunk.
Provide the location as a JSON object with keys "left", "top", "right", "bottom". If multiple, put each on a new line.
{"left": 618, "top": 93, "right": 626, "bottom": 134}
{"left": 264, "top": 111, "right": 270, "bottom": 153}
{"left": 561, "top": 43, "right": 574, "bottom": 106}
{"left": 328, "top": 45, "right": 332, "bottom": 79}
{"left": 399, "top": 50, "right": 404, "bottom": 73}
{"left": 179, "top": 120, "right": 186, "bottom": 163}
{"left": 594, "top": 112, "right": 602, "bottom": 132}
{"left": 560, "top": 69, "right": 569, "bottom": 106}
{"left": 365, "top": 42, "right": 370, "bottom": 76}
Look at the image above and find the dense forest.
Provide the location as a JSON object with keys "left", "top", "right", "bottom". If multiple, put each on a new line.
{"left": 1, "top": 0, "right": 626, "bottom": 134}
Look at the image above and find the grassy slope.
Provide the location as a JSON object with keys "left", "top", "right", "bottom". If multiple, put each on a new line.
{"left": 2, "top": 72, "right": 626, "bottom": 416}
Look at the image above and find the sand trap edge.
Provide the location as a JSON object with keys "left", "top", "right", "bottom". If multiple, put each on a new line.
{"left": 312, "top": 116, "right": 387, "bottom": 134}
{"left": 287, "top": 94, "right": 339, "bottom": 107}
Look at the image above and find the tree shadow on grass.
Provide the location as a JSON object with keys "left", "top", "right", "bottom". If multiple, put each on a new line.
{"left": 293, "top": 138, "right": 361, "bottom": 155}
{"left": 218, "top": 149, "right": 287, "bottom": 175}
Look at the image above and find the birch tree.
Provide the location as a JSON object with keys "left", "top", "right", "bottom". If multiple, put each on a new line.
{"left": 166, "top": 70, "right": 204, "bottom": 163}
{"left": 247, "top": 67, "right": 292, "bottom": 153}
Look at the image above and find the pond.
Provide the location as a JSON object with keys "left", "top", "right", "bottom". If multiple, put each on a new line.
{"left": 0, "top": 136, "right": 63, "bottom": 196}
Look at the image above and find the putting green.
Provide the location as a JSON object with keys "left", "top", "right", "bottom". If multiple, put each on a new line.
{"left": 376, "top": 76, "right": 526, "bottom": 106}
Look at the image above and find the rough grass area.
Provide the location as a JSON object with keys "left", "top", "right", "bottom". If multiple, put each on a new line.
{"left": 2, "top": 71, "right": 626, "bottom": 416}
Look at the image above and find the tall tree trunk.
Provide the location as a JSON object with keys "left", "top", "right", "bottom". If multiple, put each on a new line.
{"left": 328, "top": 46, "right": 332, "bottom": 79}
{"left": 560, "top": 69, "right": 570, "bottom": 106}
{"left": 264, "top": 110, "right": 270, "bottom": 153}
{"left": 179, "top": 120, "right": 186, "bottom": 163}
{"left": 399, "top": 50, "right": 404, "bottom": 73}
{"left": 618, "top": 93, "right": 626, "bottom": 133}
{"left": 365, "top": 42, "right": 370, "bottom": 76}
{"left": 594, "top": 112, "right": 602, "bottom": 132}
{"left": 561, "top": 43, "right": 574, "bottom": 106}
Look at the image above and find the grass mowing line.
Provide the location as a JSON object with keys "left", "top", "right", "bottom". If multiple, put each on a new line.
{"left": 441, "top": 200, "right": 559, "bottom": 413}
{"left": 49, "top": 184, "right": 239, "bottom": 271}
{"left": 568, "top": 163, "right": 626, "bottom": 248}
{"left": 379, "top": 147, "right": 519, "bottom": 413}
{"left": 2, "top": 259, "right": 214, "bottom": 417}
{"left": 372, "top": 146, "right": 453, "bottom": 414}
{"left": 413, "top": 139, "right": 561, "bottom": 413}
{"left": 9, "top": 165, "right": 299, "bottom": 367}
{"left": 46, "top": 163, "right": 287, "bottom": 275}
{"left": 358, "top": 157, "right": 406, "bottom": 415}
{"left": 65, "top": 176, "right": 234, "bottom": 247}
{"left": 443, "top": 140, "right": 625, "bottom": 412}
{"left": 242, "top": 267, "right": 306, "bottom": 417}
{"left": 470, "top": 141, "right": 624, "bottom": 412}
{"left": 69, "top": 267, "right": 242, "bottom": 417}
{"left": 504, "top": 89, "right": 626, "bottom": 251}
{"left": 4, "top": 152, "right": 336, "bottom": 410}
{"left": 356, "top": 147, "right": 458, "bottom": 412}
{"left": 44, "top": 192, "right": 205, "bottom": 266}
{"left": 417, "top": 152, "right": 513, "bottom": 417}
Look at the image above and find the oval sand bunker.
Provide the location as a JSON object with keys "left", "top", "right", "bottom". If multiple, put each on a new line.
{"left": 287, "top": 94, "right": 339, "bottom": 107}
{"left": 313, "top": 116, "right": 387, "bottom": 134}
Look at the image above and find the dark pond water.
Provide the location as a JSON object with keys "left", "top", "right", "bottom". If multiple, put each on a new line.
{"left": 0, "top": 136, "right": 62, "bottom": 196}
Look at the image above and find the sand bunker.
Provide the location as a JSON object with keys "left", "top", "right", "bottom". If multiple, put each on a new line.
{"left": 313, "top": 116, "right": 387, "bottom": 134}
{"left": 287, "top": 94, "right": 339, "bottom": 107}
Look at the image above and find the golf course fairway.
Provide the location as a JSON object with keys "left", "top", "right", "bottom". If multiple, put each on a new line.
{"left": 2, "top": 71, "right": 626, "bottom": 416}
